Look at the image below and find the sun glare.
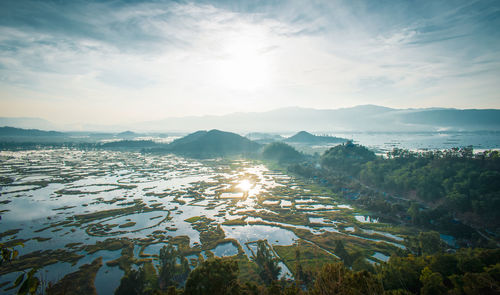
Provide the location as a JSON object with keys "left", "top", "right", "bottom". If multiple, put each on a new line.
{"left": 237, "top": 179, "right": 252, "bottom": 191}
{"left": 210, "top": 30, "right": 272, "bottom": 91}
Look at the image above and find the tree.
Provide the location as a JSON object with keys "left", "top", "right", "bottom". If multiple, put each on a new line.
{"left": 429, "top": 254, "right": 458, "bottom": 277}
{"left": 419, "top": 267, "right": 446, "bottom": 295}
{"left": 378, "top": 255, "right": 424, "bottom": 293}
{"left": 254, "top": 241, "right": 281, "bottom": 284}
{"left": 1, "top": 242, "right": 39, "bottom": 295}
{"left": 321, "top": 143, "right": 376, "bottom": 175}
{"left": 418, "top": 231, "right": 442, "bottom": 255}
{"left": 115, "top": 268, "right": 146, "bottom": 295}
{"left": 407, "top": 203, "right": 420, "bottom": 225}
{"left": 158, "top": 244, "right": 190, "bottom": 289}
{"left": 262, "top": 142, "right": 303, "bottom": 163}
{"left": 311, "top": 262, "right": 383, "bottom": 295}
{"left": 334, "top": 240, "right": 352, "bottom": 267}
{"left": 184, "top": 258, "right": 240, "bottom": 295}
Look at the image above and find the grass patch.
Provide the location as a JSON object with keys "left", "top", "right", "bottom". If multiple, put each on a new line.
{"left": 0, "top": 249, "right": 83, "bottom": 276}
{"left": 119, "top": 222, "right": 136, "bottom": 228}
{"left": 184, "top": 216, "right": 202, "bottom": 223}
{"left": 46, "top": 257, "right": 102, "bottom": 295}
{"left": 0, "top": 228, "right": 21, "bottom": 239}
{"left": 274, "top": 239, "right": 339, "bottom": 276}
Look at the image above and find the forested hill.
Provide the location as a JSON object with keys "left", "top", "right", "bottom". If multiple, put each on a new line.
{"left": 166, "top": 129, "right": 261, "bottom": 156}
{"left": 317, "top": 143, "right": 500, "bottom": 230}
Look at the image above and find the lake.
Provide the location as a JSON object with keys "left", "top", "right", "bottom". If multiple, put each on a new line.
{"left": 0, "top": 149, "right": 418, "bottom": 293}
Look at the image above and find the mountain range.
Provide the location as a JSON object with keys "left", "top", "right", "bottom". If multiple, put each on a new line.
{"left": 284, "top": 131, "right": 346, "bottom": 144}
{"left": 0, "top": 126, "right": 64, "bottom": 137}
{"left": 2, "top": 105, "right": 500, "bottom": 132}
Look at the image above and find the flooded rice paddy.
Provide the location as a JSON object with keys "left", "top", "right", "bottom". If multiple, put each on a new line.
{"left": 0, "top": 149, "right": 410, "bottom": 293}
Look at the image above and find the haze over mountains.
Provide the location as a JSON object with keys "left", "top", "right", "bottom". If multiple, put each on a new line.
{"left": 284, "top": 131, "right": 345, "bottom": 144}
{"left": 2, "top": 105, "right": 500, "bottom": 133}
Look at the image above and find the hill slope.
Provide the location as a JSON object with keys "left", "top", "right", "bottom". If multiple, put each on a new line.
{"left": 0, "top": 126, "right": 65, "bottom": 137}
{"left": 167, "top": 129, "right": 261, "bottom": 156}
{"left": 262, "top": 142, "right": 304, "bottom": 163}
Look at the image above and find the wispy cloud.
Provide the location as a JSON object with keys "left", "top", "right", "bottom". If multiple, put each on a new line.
{"left": 0, "top": 0, "right": 499, "bottom": 125}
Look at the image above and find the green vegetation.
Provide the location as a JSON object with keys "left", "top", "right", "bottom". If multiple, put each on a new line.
{"left": 158, "top": 244, "right": 190, "bottom": 289}
{"left": 101, "top": 140, "right": 160, "bottom": 149}
{"left": 1, "top": 139, "right": 499, "bottom": 294}
{"left": 321, "top": 141, "right": 377, "bottom": 174}
{"left": 1, "top": 242, "right": 40, "bottom": 295}
{"left": 114, "top": 245, "right": 500, "bottom": 294}
{"left": 115, "top": 267, "right": 148, "bottom": 295}
{"left": 106, "top": 241, "right": 136, "bottom": 273}
{"left": 0, "top": 249, "right": 83, "bottom": 276}
{"left": 119, "top": 222, "right": 137, "bottom": 228}
{"left": 46, "top": 257, "right": 102, "bottom": 295}
{"left": 274, "top": 240, "right": 338, "bottom": 278}
{"left": 254, "top": 241, "right": 281, "bottom": 284}
{"left": 312, "top": 262, "right": 382, "bottom": 294}
{"left": 0, "top": 126, "right": 64, "bottom": 137}
{"left": 165, "top": 129, "right": 261, "bottom": 157}
{"left": 184, "top": 259, "right": 240, "bottom": 295}
{"left": 290, "top": 144, "right": 500, "bottom": 245}
{"left": 186, "top": 216, "right": 228, "bottom": 250}
{"left": 0, "top": 229, "right": 21, "bottom": 239}
{"left": 84, "top": 238, "right": 132, "bottom": 254}
{"left": 184, "top": 216, "right": 202, "bottom": 223}
{"left": 358, "top": 147, "right": 500, "bottom": 228}
{"left": 262, "top": 142, "right": 304, "bottom": 163}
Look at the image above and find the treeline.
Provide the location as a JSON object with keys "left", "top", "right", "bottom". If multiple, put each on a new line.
{"left": 115, "top": 245, "right": 499, "bottom": 295}
{"left": 3, "top": 239, "right": 500, "bottom": 294}
{"left": 287, "top": 143, "right": 500, "bottom": 243}
{"left": 358, "top": 147, "right": 500, "bottom": 225}
{"left": 321, "top": 144, "right": 500, "bottom": 228}
{"left": 0, "top": 140, "right": 165, "bottom": 152}
{"left": 262, "top": 142, "right": 305, "bottom": 163}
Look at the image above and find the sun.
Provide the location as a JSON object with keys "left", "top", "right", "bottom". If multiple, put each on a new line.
{"left": 237, "top": 179, "right": 252, "bottom": 191}
{"left": 209, "top": 29, "right": 272, "bottom": 91}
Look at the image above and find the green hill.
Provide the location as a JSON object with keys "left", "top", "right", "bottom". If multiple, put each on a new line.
{"left": 167, "top": 129, "right": 261, "bottom": 157}
{"left": 321, "top": 141, "right": 377, "bottom": 174}
{"left": 262, "top": 142, "right": 304, "bottom": 163}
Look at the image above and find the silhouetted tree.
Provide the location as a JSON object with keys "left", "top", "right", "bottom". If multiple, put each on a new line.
{"left": 254, "top": 241, "right": 281, "bottom": 284}
{"left": 158, "top": 244, "right": 190, "bottom": 289}
{"left": 115, "top": 268, "right": 146, "bottom": 295}
{"left": 184, "top": 258, "right": 240, "bottom": 295}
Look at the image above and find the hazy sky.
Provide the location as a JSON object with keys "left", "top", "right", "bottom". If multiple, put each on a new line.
{"left": 1, "top": 0, "right": 499, "bottom": 125}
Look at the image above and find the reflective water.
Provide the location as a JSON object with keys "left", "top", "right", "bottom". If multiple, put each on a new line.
{"left": 354, "top": 215, "right": 379, "bottom": 223}
{"left": 211, "top": 242, "right": 239, "bottom": 257}
{"left": 0, "top": 149, "right": 412, "bottom": 293}
{"left": 372, "top": 252, "right": 390, "bottom": 262}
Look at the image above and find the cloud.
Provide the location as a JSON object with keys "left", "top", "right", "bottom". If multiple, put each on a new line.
{"left": 1, "top": 0, "right": 500, "bottom": 125}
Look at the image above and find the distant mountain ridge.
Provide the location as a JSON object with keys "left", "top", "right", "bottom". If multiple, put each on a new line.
{"left": 284, "top": 131, "right": 346, "bottom": 144}
{"left": 134, "top": 105, "right": 500, "bottom": 132}
{"left": 0, "top": 117, "right": 57, "bottom": 130}
{"left": 3, "top": 105, "right": 500, "bottom": 132}
{"left": 0, "top": 126, "right": 65, "bottom": 137}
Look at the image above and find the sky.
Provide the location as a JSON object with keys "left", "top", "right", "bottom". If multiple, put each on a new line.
{"left": 1, "top": 0, "right": 499, "bottom": 125}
